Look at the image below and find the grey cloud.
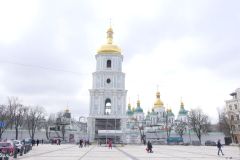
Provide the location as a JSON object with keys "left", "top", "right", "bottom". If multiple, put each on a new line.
{"left": 0, "top": 0, "right": 240, "bottom": 117}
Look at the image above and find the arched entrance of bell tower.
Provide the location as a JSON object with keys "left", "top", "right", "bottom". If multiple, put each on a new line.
{"left": 105, "top": 98, "right": 111, "bottom": 115}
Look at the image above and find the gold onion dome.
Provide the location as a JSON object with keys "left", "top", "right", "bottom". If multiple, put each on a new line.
{"left": 179, "top": 100, "right": 188, "bottom": 115}
{"left": 180, "top": 101, "right": 184, "bottom": 108}
{"left": 127, "top": 103, "right": 133, "bottom": 116}
{"left": 65, "top": 108, "right": 69, "bottom": 113}
{"left": 132, "top": 107, "right": 135, "bottom": 112}
{"left": 135, "top": 99, "right": 143, "bottom": 113}
{"left": 167, "top": 108, "right": 174, "bottom": 116}
{"left": 154, "top": 91, "right": 164, "bottom": 108}
{"left": 97, "top": 27, "right": 121, "bottom": 54}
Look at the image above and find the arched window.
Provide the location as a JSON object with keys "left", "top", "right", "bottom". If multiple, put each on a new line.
{"left": 107, "top": 60, "right": 111, "bottom": 68}
{"left": 105, "top": 98, "right": 111, "bottom": 115}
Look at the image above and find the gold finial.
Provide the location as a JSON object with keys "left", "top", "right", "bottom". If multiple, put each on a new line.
{"left": 65, "top": 107, "right": 69, "bottom": 113}
{"left": 109, "top": 18, "right": 112, "bottom": 28}
{"left": 107, "top": 27, "right": 113, "bottom": 44}
{"left": 128, "top": 97, "right": 131, "bottom": 109}
{"left": 137, "top": 95, "right": 141, "bottom": 106}
{"left": 154, "top": 89, "right": 164, "bottom": 108}
{"left": 180, "top": 97, "right": 184, "bottom": 108}
{"left": 97, "top": 24, "right": 121, "bottom": 54}
{"left": 65, "top": 102, "right": 70, "bottom": 113}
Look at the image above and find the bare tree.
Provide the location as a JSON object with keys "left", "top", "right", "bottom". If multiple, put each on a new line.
{"left": 175, "top": 121, "right": 187, "bottom": 138}
{"left": 188, "top": 108, "right": 210, "bottom": 144}
{"left": 165, "top": 113, "right": 174, "bottom": 138}
{"left": 44, "top": 114, "right": 56, "bottom": 140}
{"left": 136, "top": 120, "right": 145, "bottom": 144}
{"left": 26, "top": 106, "right": 45, "bottom": 139}
{"left": 217, "top": 107, "right": 235, "bottom": 142}
{"left": 55, "top": 112, "right": 69, "bottom": 141}
{"left": 166, "top": 122, "right": 174, "bottom": 138}
{"left": 0, "top": 104, "right": 11, "bottom": 139}
{"left": 7, "top": 97, "right": 28, "bottom": 140}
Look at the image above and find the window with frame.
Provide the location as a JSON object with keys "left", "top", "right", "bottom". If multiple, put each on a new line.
{"left": 234, "top": 104, "right": 238, "bottom": 110}
{"left": 237, "top": 114, "right": 240, "bottom": 120}
{"left": 229, "top": 105, "right": 232, "bottom": 110}
{"left": 107, "top": 60, "right": 111, "bottom": 68}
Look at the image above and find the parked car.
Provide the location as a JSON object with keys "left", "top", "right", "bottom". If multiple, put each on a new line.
{"left": 205, "top": 140, "right": 216, "bottom": 146}
{"left": 22, "top": 138, "right": 32, "bottom": 152}
{"left": 0, "top": 141, "right": 15, "bottom": 157}
{"left": 192, "top": 140, "right": 201, "bottom": 146}
{"left": 13, "top": 140, "right": 24, "bottom": 153}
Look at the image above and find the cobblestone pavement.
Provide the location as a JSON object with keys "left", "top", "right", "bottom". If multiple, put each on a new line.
{"left": 17, "top": 144, "right": 240, "bottom": 160}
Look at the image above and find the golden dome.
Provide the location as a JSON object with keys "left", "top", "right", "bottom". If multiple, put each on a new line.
{"left": 97, "top": 27, "right": 121, "bottom": 54}
{"left": 154, "top": 91, "right": 164, "bottom": 108}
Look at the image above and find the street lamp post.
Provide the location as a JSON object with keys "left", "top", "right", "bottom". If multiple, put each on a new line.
{"left": 105, "top": 117, "right": 108, "bottom": 145}
{"left": 114, "top": 111, "right": 116, "bottom": 144}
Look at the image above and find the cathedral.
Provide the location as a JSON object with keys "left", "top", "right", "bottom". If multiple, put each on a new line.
{"left": 87, "top": 27, "right": 188, "bottom": 144}
{"left": 125, "top": 91, "right": 188, "bottom": 144}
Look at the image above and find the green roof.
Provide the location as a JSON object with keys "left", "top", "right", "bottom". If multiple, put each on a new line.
{"left": 178, "top": 107, "right": 188, "bottom": 115}
{"left": 127, "top": 109, "right": 134, "bottom": 116}
{"left": 135, "top": 100, "right": 143, "bottom": 113}
{"left": 167, "top": 110, "right": 175, "bottom": 117}
{"left": 135, "top": 106, "right": 143, "bottom": 113}
{"left": 150, "top": 111, "right": 157, "bottom": 115}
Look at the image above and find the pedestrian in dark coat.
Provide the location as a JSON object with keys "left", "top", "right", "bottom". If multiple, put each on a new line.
{"left": 217, "top": 139, "right": 224, "bottom": 156}
{"left": 36, "top": 139, "right": 39, "bottom": 146}
{"left": 79, "top": 139, "right": 83, "bottom": 148}
{"left": 147, "top": 141, "right": 153, "bottom": 153}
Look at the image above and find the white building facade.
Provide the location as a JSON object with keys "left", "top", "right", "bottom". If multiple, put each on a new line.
{"left": 225, "top": 88, "right": 240, "bottom": 143}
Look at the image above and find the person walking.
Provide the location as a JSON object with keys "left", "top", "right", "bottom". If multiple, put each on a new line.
{"left": 84, "top": 140, "right": 87, "bottom": 147}
{"left": 217, "top": 139, "right": 224, "bottom": 156}
{"left": 108, "top": 139, "right": 112, "bottom": 149}
{"left": 147, "top": 141, "right": 153, "bottom": 153}
{"left": 31, "top": 139, "right": 35, "bottom": 146}
{"left": 36, "top": 139, "right": 39, "bottom": 146}
{"left": 79, "top": 139, "right": 83, "bottom": 148}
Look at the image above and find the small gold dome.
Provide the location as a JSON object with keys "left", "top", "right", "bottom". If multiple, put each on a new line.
{"left": 180, "top": 101, "right": 184, "bottom": 108}
{"left": 137, "top": 99, "right": 140, "bottom": 106}
{"left": 128, "top": 103, "right": 131, "bottom": 110}
{"left": 65, "top": 108, "right": 69, "bottom": 113}
{"left": 154, "top": 91, "right": 164, "bottom": 108}
{"left": 132, "top": 107, "right": 135, "bottom": 112}
{"left": 97, "top": 27, "right": 121, "bottom": 54}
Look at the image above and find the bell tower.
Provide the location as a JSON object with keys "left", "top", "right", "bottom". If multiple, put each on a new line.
{"left": 87, "top": 27, "right": 127, "bottom": 143}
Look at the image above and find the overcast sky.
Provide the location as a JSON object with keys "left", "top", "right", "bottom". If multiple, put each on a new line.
{"left": 0, "top": 0, "right": 239, "bottom": 123}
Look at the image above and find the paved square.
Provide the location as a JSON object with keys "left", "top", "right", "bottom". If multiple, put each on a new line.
{"left": 17, "top": 144, "right": 240, "bottom": 160}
